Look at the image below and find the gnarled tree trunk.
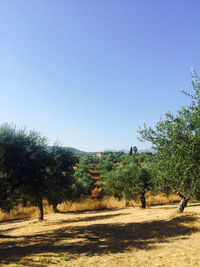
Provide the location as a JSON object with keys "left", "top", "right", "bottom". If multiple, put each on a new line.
{"left": 53, "top": 203, "right": 59, "bottom": 213}
{"left": 140, "top": 192, "right": 146, "bottom": 208}
{"left": 125, "top": 200, "right": 130, "bottom": 207}
{"left": 22, "top": 200, "right": 27, "bottom": 207}
{"left": 177, "top": 192, "right": 189, "bottom": 213}
{"left": 38, "top": 199, "right": 44, "bottom": 220}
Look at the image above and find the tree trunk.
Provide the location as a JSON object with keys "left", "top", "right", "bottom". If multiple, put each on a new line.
{"left": 140, "top": 193, "right": 146, "bottom": 208}
{"left": 53, "top": 203, "right": 58, "bottom": 213}
{"left": 177, "top": 192, "right": 189, "bottom": 213}
{"left": 125, "top": 200, "right": 130, "bottom": 207}
{"left": 22, "top": 200, "right": 27, "bottom": 207}
{"left": 38, "top": 199, "right": 44, "bottom": 220}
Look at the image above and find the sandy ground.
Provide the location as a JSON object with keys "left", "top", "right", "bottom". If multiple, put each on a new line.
{"left": 1, "top": 203, "right": 200, "bottom": 266}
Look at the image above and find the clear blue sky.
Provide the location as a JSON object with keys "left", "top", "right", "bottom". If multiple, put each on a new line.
{"left": 0, "top": 0, "right": 200, "bottom": 152}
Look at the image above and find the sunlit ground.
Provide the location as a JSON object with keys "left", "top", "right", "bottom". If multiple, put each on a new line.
{"left": 1, "top": 203, "right": 200, "bottom": 266}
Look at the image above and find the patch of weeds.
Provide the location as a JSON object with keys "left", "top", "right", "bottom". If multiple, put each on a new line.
{"left": 63, "top": 256, "right": 70, "bottom": 261}
{"left": 12, "top": 264, "right": 20, "bottom": 267}
{"left": 38, "top": 257, "right": 52, "bottom": 265}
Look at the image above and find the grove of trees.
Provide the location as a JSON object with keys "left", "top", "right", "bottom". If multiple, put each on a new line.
{"left": 1, "top": 70, "right": 200, "bottom": 218}
{"left": 0, "top": 124, "right": 92, "bottom": 220}
{"left": 100, "top": 151, "right": 154, "bottom": 208}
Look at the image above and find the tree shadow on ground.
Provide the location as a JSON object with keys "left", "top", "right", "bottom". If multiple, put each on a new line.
{"left": 45, "top": 212, "right": 131, "bottom": 226}
{"left": 59, "top": 207, "right": 127, "bottom": 215}
{"left": 0, "top": 214, "right": 199, "bottom": 265}
{"left": 188, "top": 202, "right": 200, "bottom": 207}
{"left": 151, "top": 205, "right": 178, "bottom": 211}
{"left": 0, "top": 226, "right": 22, "bottom": 235}
{"left": 0, "top": 216, "right": 35, "bottom": 224}
{"left": 150, "top": 202, "right": 200, "bottom": 211}
{"left": 149, "top": 201, "right": 179, "bottom": 207}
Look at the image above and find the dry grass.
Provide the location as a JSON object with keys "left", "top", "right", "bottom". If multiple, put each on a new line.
{"left": 0, "top": 201, "right": 54, "bottom": 222}
{"left": 58, "top": 196, "right": 125, "bottom": 212}
{"left": 0, "top": 194, "right": 180, "bottom": 223}
{"left": 0, "top": 203, "right": 200, "bottom": 266}
{"left": 146, "top": 193, "right": 180, "bottom": 206}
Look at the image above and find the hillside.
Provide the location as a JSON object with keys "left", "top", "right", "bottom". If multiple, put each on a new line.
{"left": 104, "top": 148, "right": 155, "bottom": 154}
{"left": 48, "top": 146, "right": 87, "bottom": 154}
{"left": 48, "top": 146, "right": 155, "bottom": 154}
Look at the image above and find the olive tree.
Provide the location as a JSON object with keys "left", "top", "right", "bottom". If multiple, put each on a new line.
{"left": 101, "top": 155, "right": 153, "bottom": 208}
{"left": 73, "top": 154, "right": 95, "bottom": 197}
{"left": 138, "top": 69, "right": 200, "bottom": 212}
{"left": 0, "top": 123, "right": 50, "bottom": 220}
{"left": 46, "top": 146, "right": 78, "bottom": 212}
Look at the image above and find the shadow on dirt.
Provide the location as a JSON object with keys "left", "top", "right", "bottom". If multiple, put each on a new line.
{"left": 150, "top": 202, "right": 200, "bottom": 211}
{"left": 59, "top": 207, "right": 127, "bottom": 215}
{"left": 45, "top": 212, "right": 131, "bottom": 226}
{"left": 0, "top": 214, "right": 199, "bottom": 265}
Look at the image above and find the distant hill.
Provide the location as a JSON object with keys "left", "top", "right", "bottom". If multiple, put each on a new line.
{"left": 138, "top": 149, "right": 155, "bottom": 153}
{"left": 48, "top": 146, "right": 87, "bottom": 154}
{"left": 104, "top": 148, "right": 155, "bottom": 154}
{"left": 66, "top": 147, "right": 87, "bottom": 154}
{"left": 48, "top": 146, "right": 155, "bottom": 155}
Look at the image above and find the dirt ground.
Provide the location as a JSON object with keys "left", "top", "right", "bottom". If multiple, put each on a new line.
{"left": 1, "top": 203, "right": 200, "bottom": 267}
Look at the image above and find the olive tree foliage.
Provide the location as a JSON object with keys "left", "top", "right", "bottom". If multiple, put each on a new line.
{"left": 46, "top": 146, "right": 78, "bottom": 212}
{"left": 99, "top": 151, "right": 127, "bottom": 173}
{"left": 0, "top": 172, "right": 19, "bottom": 212}
{"left": 100, "top": 151, "right": 127, "bottom": 164}
{"left": 24, "top": 134, "right": 50, "bottom": 220}
{"left": 0, "top": 124, "right": 85, "bottom": 219}
{"left": 122, "top": 162, "right": 152, "bottom": 208}
{"left": 138, "top": 69, "right": 200, "bottom": 212}
{"left": 73, "top": 154, "right": 95, "bottom": 197}
{"left": 101, "top": 152, "right": 154, "bottom": 208}
{"left": 0, "top": 124, "right": 27, "bottom": 212}
{"left": 0, "top": 123, "right": 50, "bottom": 219}
{"left": 99, "top": 151, "right": 128, "bottom": 198}
{"left": 73, "top": 152, "right": 127, "bottom": 199}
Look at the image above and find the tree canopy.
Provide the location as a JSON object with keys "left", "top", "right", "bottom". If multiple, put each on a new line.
{"left": 138, "top": 69, "right": 200, "bottom": 211}
{"left": 0, "top": 124, "right": 78, "bottom": 219}
{"left": 100, "top": 152, "right": 154, "bottom": 207}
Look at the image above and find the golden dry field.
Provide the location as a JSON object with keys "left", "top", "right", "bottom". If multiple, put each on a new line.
{"left": 0, "top": 194, "right": 181, "bottom": 223}
{"left": 1, "top": 200, "right": 200, "bottom": 267}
